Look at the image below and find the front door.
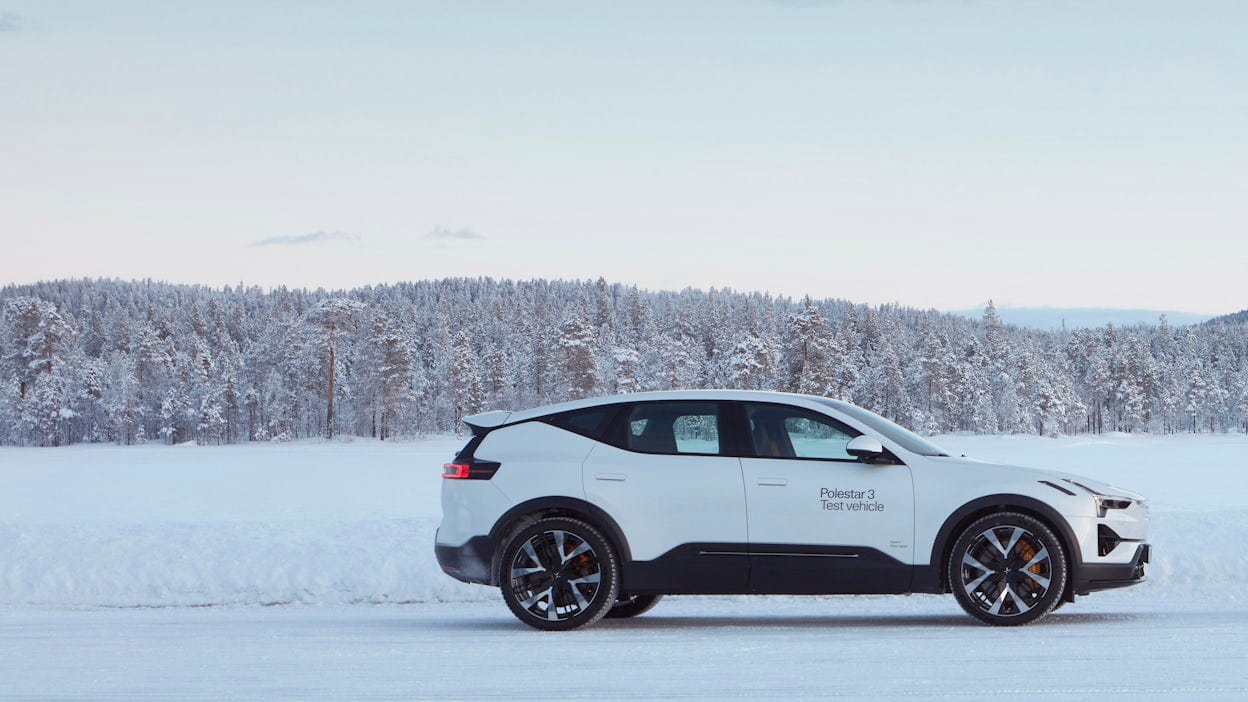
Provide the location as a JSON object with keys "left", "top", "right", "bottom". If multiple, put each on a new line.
{"left": 737, "top": 402, "right": 915, "bottom": 594}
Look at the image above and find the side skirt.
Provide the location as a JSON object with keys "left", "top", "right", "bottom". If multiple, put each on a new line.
{"left": 747, "top": 544, "right": 912, "bottom": 595}
{"left": 623, "top": 544, "right": 749, "bottom": 595}
{"left": 622, "top": 543, "right": 914, "bottom": 596}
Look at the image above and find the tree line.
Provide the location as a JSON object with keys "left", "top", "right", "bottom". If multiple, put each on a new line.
{"left": 1, "top": 277, "right": 1245, "bottom": 447}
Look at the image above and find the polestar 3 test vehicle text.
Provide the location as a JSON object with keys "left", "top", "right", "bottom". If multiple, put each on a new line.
{"left": 435, "top": 390, "right": 1150, "bottom": 630}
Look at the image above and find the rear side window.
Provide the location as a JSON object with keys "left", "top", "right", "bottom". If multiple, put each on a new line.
{"left": 743, "top": 403, "right": 860, "bottom": 461}
{"left": 621, "top": 402, "right": 721, "bottom": 455}
{"left": 541, "top": 406, "right": 620, "bottom": 441}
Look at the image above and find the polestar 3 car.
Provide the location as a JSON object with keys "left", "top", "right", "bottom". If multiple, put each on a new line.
{"left": 435, "top": 390, "right": 1150, "bottom": 630}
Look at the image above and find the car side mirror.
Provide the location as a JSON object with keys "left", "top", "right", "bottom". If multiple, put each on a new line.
{"left": 846, "top": 435, "right": 885, "bottom": 462}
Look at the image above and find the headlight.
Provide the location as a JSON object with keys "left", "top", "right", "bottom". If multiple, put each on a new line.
{"left": 1095, "top": 496, "right": 1133, "bottom": 518}
{"left": 1063, "top": 479, "right": 1134, "bottom": 517}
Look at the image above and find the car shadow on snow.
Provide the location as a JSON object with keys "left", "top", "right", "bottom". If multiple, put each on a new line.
{"left": 415, "top": 609, "right": 1142, "bottom": 632}
{"left": 593, "top": 610, "right": 1141, "bottom": 630}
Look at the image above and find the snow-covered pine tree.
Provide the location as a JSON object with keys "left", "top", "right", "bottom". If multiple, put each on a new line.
{"left": 0, "top": 297, "right": 77, "bottom": 445}
{"left": 302, "top": 298, "right": 366, "bottom": 439}
{"left": 727, "top": 328, "right": 773, "bottom": 391}
{"left": 362, "top": 312, "right": 417, "bottom": 440}
{"left": 449, "top": 330, "right": 483, "bottom": 429}
{"left": 556, "top": 313, "right": 597, "bottom": 400}
{"left": 102, "top": 350, "right": 141, "bottom": 444}
{"left": 612, "top": 346, "right": 641, "bottom": 394}
{"left": 783, "top": 296, "right": 835, "bottom": 395}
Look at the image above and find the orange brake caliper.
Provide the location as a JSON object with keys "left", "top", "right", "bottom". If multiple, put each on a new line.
{"left": 1018, "top": 541, "right": 1041, "bottom": 591}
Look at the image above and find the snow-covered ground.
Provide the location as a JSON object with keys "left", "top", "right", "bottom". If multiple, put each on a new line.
{"left": 2, "top": 432, "right": 1246, "bottom": 608}
{"left": 5, "top": 595, "right": 1248, "bottom": 701}
{"left": 2, "top": 433, "right": 1247, "bottom": 699}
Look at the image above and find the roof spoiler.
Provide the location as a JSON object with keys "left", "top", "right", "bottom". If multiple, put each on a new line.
{"left": 463, "top": 410, "right": 512, "bottom": 436}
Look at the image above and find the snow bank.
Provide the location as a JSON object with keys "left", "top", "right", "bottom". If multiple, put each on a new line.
{"left": 0, "top": 519, "right": 491, "bottom": 607}
{"left": 0, "top": 439, "right": 494, "bottom": 608}
{"left": 0, "top": 434, "right": 1245, "bottom": 608}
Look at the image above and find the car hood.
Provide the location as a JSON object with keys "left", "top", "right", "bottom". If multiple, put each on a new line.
{"left": 931, "top": 455, "right": 1148, "bottom": 502}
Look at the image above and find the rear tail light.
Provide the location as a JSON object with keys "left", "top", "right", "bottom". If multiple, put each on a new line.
{"left": 441, "top": 460, "right": 501, "bottom": 480}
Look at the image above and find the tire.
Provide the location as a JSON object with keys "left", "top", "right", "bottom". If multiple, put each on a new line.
{"left": 948, "top": 512, "right": 1068, "bottom": 626}
{"left": 604, "top": 594, "right": 663, "bottom": 619}
{"left": 499, "top": 517, "right": 619, "bottom": 631}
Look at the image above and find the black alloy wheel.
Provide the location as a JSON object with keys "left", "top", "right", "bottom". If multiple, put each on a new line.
{"left": 949, "top": 512, "right": 1068, "bottom": 626}
{"left": 500, "top": 517, "right": 619, "bottom": 631}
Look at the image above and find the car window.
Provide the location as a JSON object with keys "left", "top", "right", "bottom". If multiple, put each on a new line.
{"left": 744, "top": 403, "right": 859, "bottom": 460}
{"left": 542, "top": 406, "right": 619, "bottom": 441}
{"left": 624, "top": 402, "right": 721, "bottom": 455}
{"left": 813, "top": 398, "right": 949, "bottom": 457}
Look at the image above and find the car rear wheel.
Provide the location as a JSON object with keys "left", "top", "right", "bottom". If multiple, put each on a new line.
{"left": 948, "top": 512, "right": 1068, "bottom": 626}
{"left": 500, "top": 517, "right": 619, "bottom": 631}
{"left": 604, "top": 594, "right": 663, "bottom": 619}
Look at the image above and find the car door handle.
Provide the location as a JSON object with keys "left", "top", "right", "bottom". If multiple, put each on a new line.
{"left": 756, "top": 478, "right": 787, "bottom": 487}
{"left": 594, "top": 473, "right": 627, "bottom": 482}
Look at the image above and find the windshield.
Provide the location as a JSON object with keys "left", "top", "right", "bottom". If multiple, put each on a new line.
{"left": 813, "top": 398, "right": 949, "bottom": 457}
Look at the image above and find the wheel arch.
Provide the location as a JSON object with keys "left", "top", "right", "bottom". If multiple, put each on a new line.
{"left": 926, "top": 494, "right": 1082, "bottom": 600}
{"left": 488, "top": 496, "right": 632, "bottom": 586}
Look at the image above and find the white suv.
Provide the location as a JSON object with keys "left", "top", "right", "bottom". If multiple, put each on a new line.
{"left": 435, "top": 390, "right": 1150, "bottom": 630}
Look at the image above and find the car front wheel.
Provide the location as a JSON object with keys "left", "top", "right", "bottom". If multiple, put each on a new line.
{"left": 948, "top": 512, "right": 1068, "bottom": 626}
{"left": 499, "top": 517, "right": 619, "bottom": 631}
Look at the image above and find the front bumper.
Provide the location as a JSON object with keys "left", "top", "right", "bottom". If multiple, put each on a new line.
{"left": 1074, "top": 543, "right": 1151, "bottom": 595}
{"left": 434, "top": 530, "right": 495, "bottom": 585}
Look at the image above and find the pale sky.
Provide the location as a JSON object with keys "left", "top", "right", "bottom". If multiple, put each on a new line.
{"left": 1, "top": 1, "right": 1245, "bottom": 313}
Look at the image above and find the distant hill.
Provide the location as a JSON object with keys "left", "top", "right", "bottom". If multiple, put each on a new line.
{"left": 946, "top": 306, "right": 1211, "bottom": 330}
{"left": 1206, "top": 309, "right": 1248, "bottom": 326}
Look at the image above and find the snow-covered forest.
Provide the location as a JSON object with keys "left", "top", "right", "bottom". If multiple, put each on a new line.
{"left": 1, "top": 278, "right": 1245, "bottom": 447}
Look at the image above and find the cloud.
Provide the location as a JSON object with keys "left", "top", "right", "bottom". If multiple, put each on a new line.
{"left": 251, "top": 230, "right": 361, "bottom": 247}
{"left": 0, "top": 13, "right": 25, "bottom": 32}
{"left": 426, "top": 226, "right": 485, "bottom": 241}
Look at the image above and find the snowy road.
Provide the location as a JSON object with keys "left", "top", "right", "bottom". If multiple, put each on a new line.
{"left": 4, "top": 592, "right": 1246, "bottom": 701}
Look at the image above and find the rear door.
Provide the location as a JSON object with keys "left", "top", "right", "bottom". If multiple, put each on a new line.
{"left": 583, "top": 401, "right": 748, "bottom": 594}
{"left": 737, "top": 401, "right": 915, "bottom": 594}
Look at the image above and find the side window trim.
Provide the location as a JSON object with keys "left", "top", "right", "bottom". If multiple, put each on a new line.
{"left": 715, "top": 401, "right": 742, "bottom": 458}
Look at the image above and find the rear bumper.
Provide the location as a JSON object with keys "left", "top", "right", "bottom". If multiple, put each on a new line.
{"left": 434, "top": 530, "right": 495, "bottom": 586}
{"left": 1074, "top": 543, "right": 1150, "bottom": 595}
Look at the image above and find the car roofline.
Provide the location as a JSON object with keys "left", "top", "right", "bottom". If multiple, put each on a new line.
{"left": 480, "top": 390, "right": 867, "bottom": 426}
